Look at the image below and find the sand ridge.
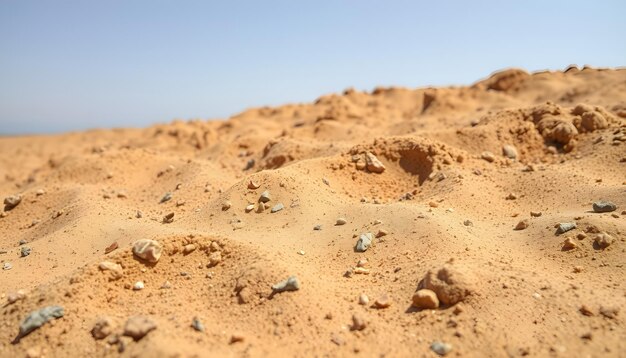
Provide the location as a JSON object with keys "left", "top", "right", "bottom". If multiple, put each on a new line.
{"left": 0, "top": 66, "right": 625, "bottom": 357}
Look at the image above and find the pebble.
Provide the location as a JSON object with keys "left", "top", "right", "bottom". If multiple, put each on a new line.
{"left": 562, "top": 238, "right": 577, "bottom": 251}
{"left": 123, "top": 316, "right": 156, "bottom": 341}
{"left": 336, "top": 218, "right": 347, "bottom": 225}
{"left": 353, "top": 267, "right": 370, "bottom": 275}
{"left": 599, "top": 306, "right": 619, "bottom": 319}
{"left": 431, "top": 341, "right": 453, "bottom": 356}
{"left": 162, "top": 212, "right": 175, "bottom": 223}
{"left": 412, "top": 289, "right": 440, "bottom": 309}
{"left": 18, "top": 306, "right": 64, "bottom": 339}
{"left": 530, "top": 211, "right": 542, "bottom": 217}
{"left": 35, "top": 189, "right": 45, "bottom": 196}
{"left": 365, "top": 152, "right": 385, "bottom": 173}
{"left": 355, "top": 233, "right": 373, "bottom": 252}
{"left": 20, "top": 246, "right": 31, "bottom": 257}
{"left": 91, "top": 316, "right": 114, "bottom": 339}
{"left": 230, "top": 333, "right": 245, "bottom": 344}
{"left": 7, "top": 290, "right": 26, "bottom": 304}
{"left": 463, "top": 220, "right": 473, "bottom": 226}
{"left": 183, "top": 244, "right": 196, "bottom": 254}
{"left": 176, "top": 200, "right": 185, "bottom": 207}
{"left": 208, "top": 251, "right": 222, "bottom": 267}
{"left": 356, "top": 258, "right": 368, "bottom": 267}
{"left": 592, "top": 201, "right": 617, "bottom": 213}
{"left": 99, "top": 261, "right": 123, "bottom": 280}
{"left": 373, "top": 294, "right": 391, "bottom": 308}
{"left": 132, "top": 239, "right": 163, "bottom": 263}
{"left": 247, "top": 180, "right": 260, "bottom": 190}
{"left": 351, "top": 314, "right": 367, "bottom": 331}
{"left": 481, "top": 151, "right": 495, "bottom": 163}
{"left": 160, "top": 281, "right": 172, "bottom": 289}
{"left": 271, "top": 276, "right": 300, "bottom": 293}
{"left": 579, "top": 305, "right": 594, "bottom": 316}
{"left": 4, "top": 262, "right": 13, "bottom": 270}
{"left": 375, "top": 229, "right": 388, "bottom": 238}
{"left": 358, "top": 294, "right": 369, "bottom": 305}
{"left": 191, "top": 317, "right": 205, "bottom": 332}
{"left": 506, "top": 193, "right": 518, "bottom": 200}
{"left": 3, "top": 195, "right": 22, "bottom": 210}
{"left": 133, "top": 281, "right": 145, "bottom": 290}
{"left": 514, "top": 219, "right": 529, "bottom": 230}
{"left": 18, "top": 239, "right": 27, "bottom": 245}
{"left": 160, "top": 192, "right": 172, "bottom": 203}
{"left": 222, "top": 201, "right": 232, "bottom": 211}
{"left": 594, "top": 233, "right": 614, "bottom": 249}
{"left": 271, "top": 203, "right": 284, "bottom": 213}
{"left": 245, "top": 204, "right": 255, "bottom": 212}
{"left": 556, "top": 222, "right": 576, "bottom": 234}
{"left": 502, "top": 145, "right": 518, "bottom": 159}
{"left": 313, "top": 224, "right": 322, "bottom": 231}
{"left": 259, "top": 190, "right": 271, "bottom": 203}
{"left": 105, "top": 242, "right": 119, "bottom": 254}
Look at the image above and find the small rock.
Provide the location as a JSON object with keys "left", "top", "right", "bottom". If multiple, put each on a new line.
{"left": 530, "top": 211, "right": 542, "bottom": 217}
{"left": 18, "top": 306, "right": 64, "bottom": 339}
{"left": 222, "top": 201, "right": 232, "bottom": 211}
{"left": 271, "top": 276, "right": 300, "bottom": 293}
{"left": 105, "top": 242, "right": 118, "bottom": 254}
{"left": 335, "top": 218, "right": 347, "bottom": 225}
{"left": 506, "top": 193, "right": 518, "bottom": 200}
{"left": 136, "top": 210, "right": 143, "bottom": 218}
{"left": 463, "top": 220, "right": 473, "bottom": 226}
{"left": 431, "top": 341, "right": 453, "bottom": 356}
{"left": 594, "top": 233, "right": 614, "bottom": 249}
{"left": 35, "top": 189, "right": 45, "bottom": 196}
{"left": 132, "top": 239, "right": 163, "bottom": 263}
{"left": 191, "top": 317, "right": 204, "bottom": 332}
{"left": 562, "top": 238, "right": 577, "bottom": 251}
{"left": 481, "top": 151, "right": 495, "bottom": 163}
{"left": 271, "top": 203, "right": 284, "bottom": 213}
{"left": 355, "top": 233, "right": 373, "bottom": 252}
{"left": 7, "top": 290, "right": 26, "bottom": 304}
{"left": 353, "top": 267, "right": 370, "bottom": 275}
{"left": 313, "top": 224, "right": 322, "bottom": 231}
{"left": 351, "top": 314, "right": 367, "bottom": 331}
{"left": 208, "top": 251, "right": 222, "bottom": 267}
{"left": 18, "top": 239, "right": 27, "bottom": 245}
{"left": 3, "top": 195, "right": 22, "bottom": 210}
{"left": 556, "top": 222, "right": 576, "bottom": 234}
{"left": 599, "top": 306, "right": 619, "bottom": 319}
{"left": 183, "top": 244, "right": 196, "bottom": 254}
{"left": 358, "top": 294, "right": 369, "bottom": 305}
{"left": 579, "top": 305, "right": 594, "bottom": 316}
{"left": 175, "top": 200, "right": 185, "bottom": 207}
{"left": 20, "top": 246, "right": 31, "bottom": 257}
{"left": 99, "top": 261, "right": 123, "bottom": 280}
{"left": 160, "top": 192, "right": 172, "bottom": 203}
{"left": 375, "top": 229, "right": 388, "bottom": 238}
{"left": 421, "top": 264, "right": 474, "bottom": 305}
{"left": 247, "top": 180, "right": 260, "bottom": 190}
{"left": 245, "top": 204, "right": 255, "bottom": 212}
{"left": 592, "top": 201, "right": 617, "bottom": 213}
{"left": 373, "top": 294, "right": 391, "bottom": 308}
{"left": 259, "top": 191, "right": 271, "bottom": 203}
{"left": 502, "top": 145, "right": 518, "bottom": 159}
{"left": 123, "top": 316, "right": 156, "bottom": 341}
{"left": 3, "top": 262, "right": 13, "bottom": 270}
{"left": 160, "top": 281, "right": 172, "bottom": 289}
{"left": 429, "top": 201, "right": 439, "bottom": 208}
{"left": 230, "top": 333, "right": 245, "bottom": 344}
{"left": 91, "top": 317, "right": 114, "bottom": 339}
{"left": 365, "top": 152, "right": 385, "bottom": 173}
{"left": 133, "top": 281, "right": 144, "bottom": 290}
{"left": 412, "top": 289, "right": 440, "bottom": 309}
{"left": 162, "top": 212, "right": 175, "bottom": 223}
{"left": 573, "top": 266, "right": 584, "bottom": 273}
{"left": 514, "top": 219, "right": 529, "bottom": 230}
{"left": 357, "top": 259, "right": 368, "bottom": 267}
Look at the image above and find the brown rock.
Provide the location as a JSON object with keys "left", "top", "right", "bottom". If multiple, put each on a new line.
{"left": 132, "top": 239, "right": 163, "bottom": 263}
{"left": 412, "top": 289, "right": 440, "bottom": 309}
{"left": 351, "top": 314, "right": 367, "bottom": 331}
{"left": 123, "top": 316, "right": 156, "bottom": 341}
{"left": 421, "top": 264, "right": 475, "bottom": 305}
{"left": 365, "top": 152, "right": 385, "bottom": 173}
{"left": 515, "top": 219, "right": 529, "bottom": 230}
{"left": 594, "top": 233, "right": 614, "bottom": 249}
{"left": 104, "top": 242, "right": 118, "bottom": 254}
{"left": 92, "top": 317, "right": 114, "bottom": 339}
{"left": 373, "top": 294, "right": 392, "bottom": 308}
{"left": 562, "top": 238, "right": 577, "bottom": 251}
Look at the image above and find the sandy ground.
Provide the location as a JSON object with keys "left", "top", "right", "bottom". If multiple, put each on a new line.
{"left": 0, "top": 66, "right": 625, "bottom": 357}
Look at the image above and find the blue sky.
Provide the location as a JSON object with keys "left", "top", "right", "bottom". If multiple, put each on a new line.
{"left": 1, "top": 1, "right": 625, "bottom": 134}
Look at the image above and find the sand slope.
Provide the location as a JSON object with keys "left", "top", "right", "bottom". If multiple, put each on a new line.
{"left": 1, "top": 66, "right": 625, "bottom": 357}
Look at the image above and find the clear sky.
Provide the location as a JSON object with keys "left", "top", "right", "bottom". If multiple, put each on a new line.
{"left": 1, "top": 0, "right": 625, "bottom": 134}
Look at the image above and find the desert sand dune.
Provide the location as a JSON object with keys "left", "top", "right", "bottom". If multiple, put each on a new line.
{"left": 0, "top": 66, "right": 625, "bottom": 357}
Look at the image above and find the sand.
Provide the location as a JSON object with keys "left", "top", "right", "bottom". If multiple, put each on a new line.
{"left": 1, "top": 66, "right": 625, "bottom": 357}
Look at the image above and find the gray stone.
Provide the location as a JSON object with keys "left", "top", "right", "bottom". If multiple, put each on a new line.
{"left": 271, "top": 276, "right": 300, "bottom": 293}
{"left": 3, "top": 262, "right": 12, "bottom": 270}
{"left": 18, "top": 306, "right": 64, "bottom": 339}
{"left": 259, "top": 190, "right": 271, "bottom": 203}
{"left": 355, "top": 233, "right": 373, "bottom": 252}
{"left": 191, "top": 317, "right": 204, "bottom": 332}
{"left": 502, "top": 145, "right": 518, "bottom": 159}
{"left": 3, "top": 195, "right": 22, "bottom": 210}
{"left": 20, "top": 246, "right": 31, "bottom": 257}
{"left": 556, "top": 222, "right": 576, "bottom": 234}
{"left": 271, "top": 203, "right": 284, "bottom": 213}
{"left": 313, "top": 224, "right": 322, "bottom": 231}
{"left": 592, "top": 201, "right": 617, "bottom": 213}
{"left": 160, "top": 192, "right": 172, "bottom": 203}
{"left": 431, "top": 341, "right": 452, "bottom": 356}
{"left": 18, "top": 239, "right": 27, "bottom": 246}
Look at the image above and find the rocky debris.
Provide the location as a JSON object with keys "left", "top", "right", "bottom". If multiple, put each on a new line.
{"left": 514, "top": 219, "right": 529, "bottom": 230}
{"left": 358, "top": 294, "right": 369, "bottom": 305}
{"left": 208, "top": 251, "right": 222, "bottom": 267}
{"left": 592, "top": 201, "right": 617, "bottom": 213}
{"left": 132, "top": 239, "right": 163, "bottom": 263}
{"left": 355, "top": 233, "right": 373, "bottom": 252}
{"left": 182, "top": 244, "right": 196, "bottom": 254}
{"left": 91, "top": 317, "right": 114, "bottom": 339}
{"left": 247, "top": 180, "right": 260, "bottom": 190}
{"left": 502, "top": 145, "right": 518, "bottom": 159}
{"left": 123, "top": 316, "right": 156, "bottom": 341}
{"left": 365, "top": 152, "right": 385, "bottom": 173}
{"left": 99, "top": 261, "right": 123, "bottom": 280}
{"left": 17, "top": 306, "right": 64, "bottom": 340}
{"left": 162, "top": 212, "right": 175, "bottom": 223}
{"left": 351, "top": 314, "right": 367, "bottom": 331}
{"left": 271, "top": 203, "right": 284, "bottom": 213}
{"left": 175, "top": 200, "right": 185, "bottom": 207}
{"left": 556, "top": 222, "right": 576, "bottom": 235}
{"left": 271, "top": 276, "right": 300, "bottom": 293}
{"left": 105, "top": 242, "right": 119, "bottom": 254}
{"left": 7, "top": 290, "right": 26, "bottom": 304}
{"left": 20, "top": 246, "right": 31, "bottom": 257}
{"left": 4, "top": 195, "right": 22, "bottom": 210}
{"left": 160, "top": 192, "right": 172, "bottom": 203}
{"left": 412, "top": 289, "right": 440, "bottom": 309}
{"left": 222, "top": 201, "right": 232, "bottom": 211}
{"left": 133, "top": 281, "right": 144, "bottom": 290}
{"left": 530, "top": 211, "right": 542, "bottom": 217}
{"left": 579, "top": 305, "right": 594, "bottom": 316}
{"left": 35, "top": 189, "right": 45, "bottom": 196}
{"left": 420, "top": 264, "right": 474, "bottom": 305}
{"left": 593, "top": 233, "right": 614, "bottom": 249}
{"left": 336, "top": 218, "right": 347, "bottom": 226}
{"left": 431, "top": 341, "right": 453, "bottom": 356}
{"left": 136, "top": 210, "right": 143, "bottom": 219}
{"left": 313, "top": 224, "right": 322, "bottom": 231}
{"left": 373, "top": 294, "right": 391, "bottom": 308}
{"left": 245, "top": 204, "right": 255, "bottom": 212}
{"left": 562, "top": 238, "right": 577, "bottom": 251}
{"left": 505, "top": 193, "right": 518, "bottom": 200}
{"left": 191, "top": 317, "right": 204, "bottom": 332}
{"left": 3, "top": 262, "right": 12, "bottom": 270}
{"left": 259, "top": 190, "right": 271, "bottom": 203}
{"left": 481, "top": 151, "right": 495, "bottom": 163}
